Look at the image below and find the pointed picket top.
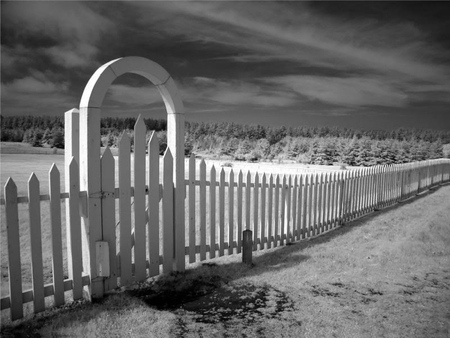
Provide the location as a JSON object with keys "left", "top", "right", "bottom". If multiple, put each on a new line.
{"left": 200, "top": 158, "right": 206, "bottom": 171}
{"left": 101, "top": 147, "right": 115, "bottom": 170}
{"left": 229, "top": 169, "right": 234, "bottom": 179}
{"left": 5, "top": 177, "right": 17, "bottom": 196}
{"left": 102, "top": 145, "right": 114, "bottom": 158}
{"left": 49, "top": 163, "right": 60, "bottom": 177}
{"left": 148, "top": 131, "right": 159, "bottom": 154}
{"left": 119, "top": 131, "right": 130, "bottom": 150}
{"left": 211, "top": 164, "right": 216, "bottom": 176}
{"left": 28, "top": 172, "right": 39, "bottom": 186}
{"left": 220, "top": 167, "right": 225, "bottom": 179}
{"left": 134, "top": 114, "right": 146, "bottom": 133}
{"left": 163, "top": 147, "right": 173, "bottom": 164}
{"left": 69, "top": 156, "right": 79, "bottom": 169}
{"left": 297, "top": 173, "right": 302, "bottom": 186}
{"left": 238, "top": 170, "right": 243, "bottom": 180}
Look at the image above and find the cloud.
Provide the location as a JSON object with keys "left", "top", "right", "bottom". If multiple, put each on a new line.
{"left": 44, "top": 44, "right": 99, "bottom": 68}
{"left": 267, "top": 75, "right": 408, "bottom": 108}
{"left": 2, "top": 2, "right": 112, "bottom": 42}
{"left": 2, "top": 70, "right": 68, "bottom": 94}
{"left": 105, "top": 84, "right": 164, "bottom": 106}
{"left": 2, "top": 2, "right": 113, "bottom": 69}
{"left": 146, "top": 2, "right": 449, "bottom": 85}
{"left": 180, "top": 77, "right": 297, "bottom": 107}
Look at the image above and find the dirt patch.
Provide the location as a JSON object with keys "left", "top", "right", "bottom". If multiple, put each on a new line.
{"left": 182, "top": 283, "right": 293, "bottom": 324}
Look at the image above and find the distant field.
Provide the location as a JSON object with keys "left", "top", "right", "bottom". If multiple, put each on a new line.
{"left": 0, "top": 142, "right": 64, "bottom": 155}
{"left": 1, "top": 142, "right": 345, "bottom": 198}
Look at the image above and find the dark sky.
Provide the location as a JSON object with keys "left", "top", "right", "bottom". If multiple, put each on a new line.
{"left": 2, "top": 1, "right": 450, "bottom": 130}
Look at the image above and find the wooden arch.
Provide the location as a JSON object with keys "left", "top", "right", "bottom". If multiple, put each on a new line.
{"left": 79, "top": 57, "right": 185, "bottom": 298}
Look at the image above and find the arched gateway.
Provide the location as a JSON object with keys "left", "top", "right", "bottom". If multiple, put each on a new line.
{"left": 78, "top": 57, "right": 185, "bottom": 298}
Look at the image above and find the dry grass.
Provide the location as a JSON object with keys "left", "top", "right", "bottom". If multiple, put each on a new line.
{"left": 2, "top": 183, "right": 449, "bottom": 337}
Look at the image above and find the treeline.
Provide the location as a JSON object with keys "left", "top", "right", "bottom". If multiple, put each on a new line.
{"left": 1, "top": 116, "right": 449, "bottom": 165}
{"left": 0, "top": 116, "right": 167, "bottom": 149}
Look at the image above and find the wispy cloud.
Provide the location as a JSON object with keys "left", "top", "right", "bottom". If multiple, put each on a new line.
{"left": 146, "top": 2, "right": 449, "bottom": 85}
{"left": 2, "top": 2, "right": 112, "bottom": 68}
{"left": 180, "top": 77, "right": 298, "bottom": 107}
{"left": 105, "top": 84, "right": 164, "bottom": 106}
{"left": 267, "top": 75, "right": 407, "bottom": 108}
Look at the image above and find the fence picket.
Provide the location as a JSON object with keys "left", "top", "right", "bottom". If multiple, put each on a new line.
{"left": 210, "top": 166, "right": 216, "bottom": 259}
{"left": 312, "top": 174, "right": 319, "bottom": 236}
{"left": 219, "top": 169, "right": 225, "bottom": 256}
{"left": 286, "top": 176, "right": 292, "bottom": 243}
{"left": 330, "top": 172, "right": 337, "bottom": 227}
{"left": 148, "top": 133, "right": 160, "bottom": 276}
{"left": 4, "top": 178, "right": 23, "bottom": 320}
{"left": 49, "top": 165, "right": 64, "bottom": 307}
{"left": 274, "top": 175, "right": 280, "bottom": 246}
{"left": 28, "top": 174, "right": 45, "bottom": 313}
{"left": 68, "top": 158, "right": 83, "bottom": 300}
{"left": 246, "top": 171, "right": 251, "bottom": 232}
{"left": 189, "top": 154, "right": 196, "bottom": 263}
{"left": 325, "top": 173, "right": 332, "bottom": 230}
{"left": 133, "top": 116, "right": 147, "bottom": 281}
{"left": 307, "top": 174, "right": 313, "bottom": 237}
{"left": 267, "top": 174, "right": 273, "bottom": 249}
{"left": 302, "top": 174, "right": 308, "bottom": 239}
{"left": 317, "top": 173, "right": 323, "bottom": 234}
{"left": 237, "top": 171, "right": 243, "bottom": 253}
{"left": 101, "top": 148, "right": 116, "bottom": 289}
{"left": 253, "top": 173, "right": 259, "bottom": 250}
{"left": 228, "top": 170, "right": 234, "bottom": 255}
{"left": 200, "top": 160, "right": 207, "bottom": 260}
{"left": 292, "top": 176, "right": 298, "bottom": 241}
{"left": 162, "top": 149, "right": 174, "bottom": 273}
{"left": 297, "top": 175, "right": 303, "bottom": 239}
{"left": 119, "top": 133, "right": 132, "bottom": 284}
{"left": 280, "top": 176, "right": 286, "bottom": 246}
{"left": 261, "top": 174, "right": 266, "bottom": 248}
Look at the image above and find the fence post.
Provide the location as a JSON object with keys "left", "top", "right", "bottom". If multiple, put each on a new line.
{"left": 242, "top": 229, "right": 252, "bottom": 265}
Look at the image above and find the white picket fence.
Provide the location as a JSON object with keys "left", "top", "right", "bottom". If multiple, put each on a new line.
{"left": 1, "top": 121, "right": 450, "bottom": 320}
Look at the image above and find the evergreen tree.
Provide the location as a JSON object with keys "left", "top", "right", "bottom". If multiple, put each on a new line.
{"left": 51, "top": 129, "right": 64, "bottom": 149}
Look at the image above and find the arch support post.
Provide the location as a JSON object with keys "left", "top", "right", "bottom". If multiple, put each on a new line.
{"left": 79, "top": 106, "right": 104, "bottom": 299}
{"left": 168, "top": 111, "right": 185, "bottom": 272}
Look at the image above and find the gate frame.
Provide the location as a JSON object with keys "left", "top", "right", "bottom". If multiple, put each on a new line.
{"left": 76, "top": 56, "right": 185, "bottom": 299}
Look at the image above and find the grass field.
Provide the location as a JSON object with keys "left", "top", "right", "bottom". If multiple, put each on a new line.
{"left": 1, "top": 190, "right": 449, "bottom": 336}
{"left": 1, "top": 145, "right": 449, "bottom": 337}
